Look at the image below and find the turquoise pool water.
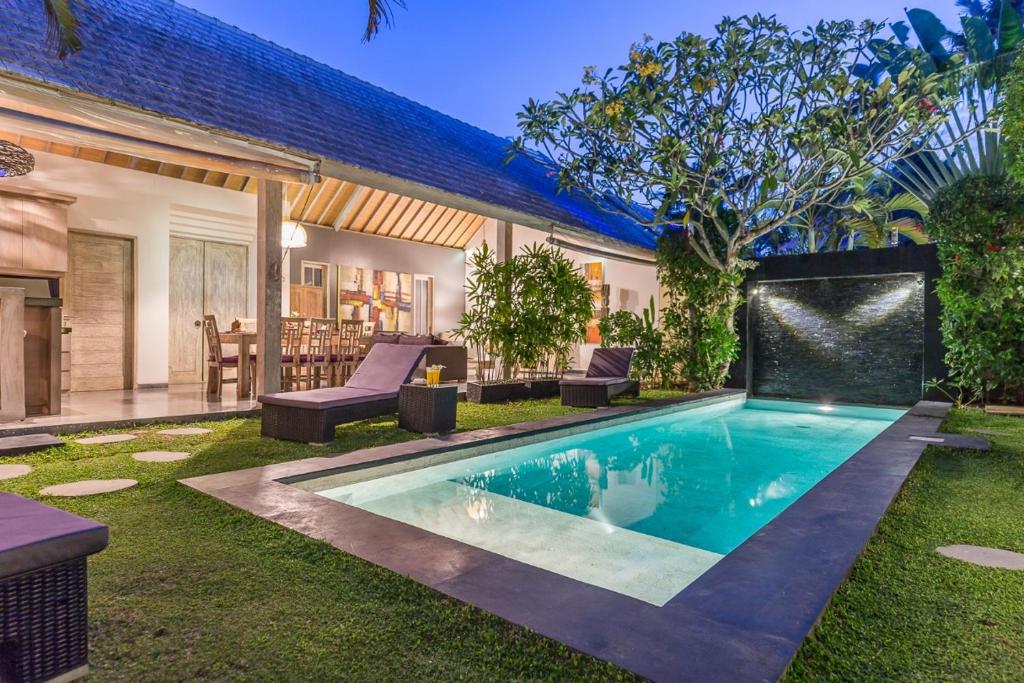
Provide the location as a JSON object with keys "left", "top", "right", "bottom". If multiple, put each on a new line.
{"left": 307, "top": 397, "right": 903, "bottom": 605}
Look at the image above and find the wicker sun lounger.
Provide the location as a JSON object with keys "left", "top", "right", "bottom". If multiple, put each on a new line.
{"left": 560, "top": 347, "right": 640, "bottom": 408}
{"left": 260, "top": 344, "right": 427, "bottom": 442}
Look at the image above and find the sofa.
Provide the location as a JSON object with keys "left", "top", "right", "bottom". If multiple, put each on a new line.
{"left": 368, "top": 332, "right": 468, "bottom": 382}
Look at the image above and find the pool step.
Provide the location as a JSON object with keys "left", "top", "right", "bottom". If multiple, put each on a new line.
{"left": 345, "top": 480, "right": 723, "bottom": 606}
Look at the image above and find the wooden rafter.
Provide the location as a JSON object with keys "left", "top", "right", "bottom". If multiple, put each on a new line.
{"left": 1, "top": 129, "right": 487, "bottom": 249}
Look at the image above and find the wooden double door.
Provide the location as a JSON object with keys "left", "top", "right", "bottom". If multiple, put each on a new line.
{"left": 168, "top": 237, "right": 248, "bottom": 384}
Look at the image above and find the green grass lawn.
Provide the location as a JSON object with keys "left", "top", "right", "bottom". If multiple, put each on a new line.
{"left": 786, "top": 408, "right": 1024, "bottom": 682}
{"left": 2, "top": 398, "right": 1022, "bottom": 681}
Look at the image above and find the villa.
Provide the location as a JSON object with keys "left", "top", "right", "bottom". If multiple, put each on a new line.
{"left": 1, "top": 1, "right": 1022, "bottom": 683}
{"left": 0, "top": 0, "right": 660, "bottom": 429}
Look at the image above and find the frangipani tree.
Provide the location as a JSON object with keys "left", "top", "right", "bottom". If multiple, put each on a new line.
{"left": 513, "top": 15, "right": 951, "bottom": 276}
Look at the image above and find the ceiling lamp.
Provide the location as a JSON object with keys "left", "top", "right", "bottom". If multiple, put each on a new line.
{"left": 281, "top": 221, "right": 308, "bottom": 249}
{"left": 0, "top": 141, "right": 35, "bottom": 178}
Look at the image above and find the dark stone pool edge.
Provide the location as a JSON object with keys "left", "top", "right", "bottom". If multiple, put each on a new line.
{"left": 180, "top": 393, "right": 952, "bottom": 683}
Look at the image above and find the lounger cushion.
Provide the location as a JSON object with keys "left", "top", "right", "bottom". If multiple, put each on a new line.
{"left": 259, "top": 386, "right": 394, "bottom": 409}
{"left": 0, "top": 493, "right": 109, "bottom": 580}
{"left": 560, "top": 377, "right": 633, "bottom": 387}
{"left": 586, "top": 347, "right": 635, "bottom": 378}
{"left": 345, "top": 344, "right": 428, "bottom": 392}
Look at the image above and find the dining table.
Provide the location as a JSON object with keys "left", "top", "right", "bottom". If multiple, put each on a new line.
{"left": 218, "top": 330, "right": 257, "bottom": 398}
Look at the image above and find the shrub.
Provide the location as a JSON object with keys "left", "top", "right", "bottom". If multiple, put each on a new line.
{"left": 597, "top": 296, "right": 669, "bottom": 387}
{"left": 656, "top": 230, "right": 745, "bottom": 391}
{"left": 456, "top": 243, "right": 593, "bottom": 382}
{"left": 929, "top": 175, "right": 1024, "bottom": 402}
{"left": 1005, "top": 50, "right": 1024, "bottom": 184}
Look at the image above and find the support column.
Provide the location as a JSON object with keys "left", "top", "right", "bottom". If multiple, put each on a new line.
{"left": 0, "top": 288, "right": 25, "bottom": 421}
{"left": 495, "top": 221, "right": 514, "bottom": 379}
{"left": 256, "top": 179, "right": 283, "bottom": 396}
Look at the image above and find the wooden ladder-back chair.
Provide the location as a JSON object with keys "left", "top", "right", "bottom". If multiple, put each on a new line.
{"left": 203, "top": 314, "right": 254, "bottom": 398}
{"left": 307, "top": 318, "right": 336, "bottom": 389}
{"left": 280, "top": 317, "right": 307, "bottom": 392}
{"left": 336, "top": 320, "right": 364, "bottom": 386}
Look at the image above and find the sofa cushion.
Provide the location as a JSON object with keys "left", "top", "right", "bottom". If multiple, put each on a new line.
{"left": 398, "top": 334, "right": 434, "bottom": 346}
{"left": 0, "top": 493, "right": 109, "bottom": 580}
{"left": 560, "top": 376, "right": 633, "bottom": 387}
{"left": 371, "top": 332, "right": 402, "bottom": 346}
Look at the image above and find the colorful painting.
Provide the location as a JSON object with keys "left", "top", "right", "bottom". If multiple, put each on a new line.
{"left": 584, "top": 262, "right": 609, "bottom": 344}
{"left": 337, "top": 265, "right": 414, "bottom": 332}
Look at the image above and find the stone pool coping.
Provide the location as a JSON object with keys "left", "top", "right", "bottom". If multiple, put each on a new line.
{"left": 181, "top": 392, "right": 953, "bottom": 682}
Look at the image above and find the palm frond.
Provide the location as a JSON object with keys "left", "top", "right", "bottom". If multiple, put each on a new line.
{"left": 363, "top": 0, "right": 406, "bottom": 42}
{"left": 43, "top": 0, "right": 82, "bottom": 58}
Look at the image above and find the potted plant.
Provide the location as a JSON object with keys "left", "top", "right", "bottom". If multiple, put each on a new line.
{"left": 513, "top": 244, "right": 593, "bottom": 398}
{"left": 456, "top": 244, "right": 529, "bottom": 403}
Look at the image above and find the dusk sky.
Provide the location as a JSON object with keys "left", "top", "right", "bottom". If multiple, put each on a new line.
{"left": 179, "top": 1, "right": 963, "bottom": 138}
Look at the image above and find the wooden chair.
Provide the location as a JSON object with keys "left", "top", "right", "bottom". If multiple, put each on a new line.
{"left": 203, "top": 314, "right": 254, "bottom": 398}
{"left": 306, "top": 318, "right": 336, "bottom": 389}
{"left": 335, "top": 319, "right": 364, "bottom": 386}
{"left": 280, "top": 317, "right": 306, "bottom": 392}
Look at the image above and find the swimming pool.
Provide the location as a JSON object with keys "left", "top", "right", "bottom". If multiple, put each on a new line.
{"left": 300, "top": 396, "right": 904, "bottom": 605}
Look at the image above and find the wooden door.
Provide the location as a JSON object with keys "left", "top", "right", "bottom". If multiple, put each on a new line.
{"left": 168, "top": 237, "right": 205, "bottom": 384}
{"left": 168, "top": 238, "right": 248, "bottom": 384}
{"left": 66, "top": 232, "right": 133, "bottom": 391}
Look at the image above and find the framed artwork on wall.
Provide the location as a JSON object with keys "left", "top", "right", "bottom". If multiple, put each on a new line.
{"left": 584, "top": 261, "right": 608, "bottom": 344}
{"left": 337, "top": 264, "right": 414, "bottom": 332}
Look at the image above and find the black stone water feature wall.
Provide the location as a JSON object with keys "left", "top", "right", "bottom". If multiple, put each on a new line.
{"left": 727, "top": 245, "right": 946, "bottom": 406}
{"left": 750, "top": 274, "right": 925, "bottom": 405}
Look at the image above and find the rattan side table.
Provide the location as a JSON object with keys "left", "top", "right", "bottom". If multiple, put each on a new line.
{"left": 398, "top": 383, "right": 458, "bottom": 434}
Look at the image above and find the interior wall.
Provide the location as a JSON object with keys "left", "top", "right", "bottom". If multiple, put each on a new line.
{"left": 8, "top": 151, "right": 258, "bottom": 386}
{"left": 464, "top": 219, "right": 660, "bottom": 370}
{"left": 286, "top": 223, "right": 467, "bottom": 334}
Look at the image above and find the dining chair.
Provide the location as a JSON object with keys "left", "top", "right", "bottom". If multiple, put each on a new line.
{"left": 306, "top": 318, "right": 336, "bottom": 389}
{"left": 280, "top": 317, "right": 306, "bottom": 391}
{"left": 203, "top": 314, "right": 254, "bottom": 398}
{"left": 336, "top": 319, "right": 364, "bottom": 386}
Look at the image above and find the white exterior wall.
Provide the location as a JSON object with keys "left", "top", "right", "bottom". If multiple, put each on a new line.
{"left": 464, "top": 219, "right": 659, "bottom": 370}
{"left": 12, "top": 152, "right": 467, "bottom": 387}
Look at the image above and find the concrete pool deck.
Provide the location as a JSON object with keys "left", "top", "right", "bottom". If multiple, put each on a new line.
{"left": 181, "top": 392, "right": 967, "bottom": 682}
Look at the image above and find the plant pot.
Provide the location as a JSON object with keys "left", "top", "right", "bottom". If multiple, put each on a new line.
{"left": 466, "top": 380, "right": 529, "bottom": 404}
{"left": 524, "top": 378, "right": 561, "bottom": 399}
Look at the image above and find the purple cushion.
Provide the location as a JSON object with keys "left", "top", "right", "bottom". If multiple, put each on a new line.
{"left": 259, "top": 386, "right": 395, "bottom": 409}
{"left": 345, "top": 343, "right": 427, "bottom": 392}
{"left": 560, "top": 377, "right": 634, "bottom": 387}
{"left": 0, "top": 493, "right": 109, "bottom": 580}
{"left": 371, "top": 332, "right": 401, "bottom": 346}
{"left": 586, "top": 347, "right": 634, "bottom": 379}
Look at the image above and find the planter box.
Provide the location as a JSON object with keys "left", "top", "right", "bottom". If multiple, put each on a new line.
{"left": 467, "top": 381, "right": 529, "bottom": 404}
{"left": 524, "top": 378, "right": 561, "bottom": 399}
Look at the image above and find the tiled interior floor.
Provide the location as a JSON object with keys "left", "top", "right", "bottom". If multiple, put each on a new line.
{"left": 0, "top": 385, "right": 259, "bottom": 436}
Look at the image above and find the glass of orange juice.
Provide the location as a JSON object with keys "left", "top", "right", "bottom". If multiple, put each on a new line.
{"left": 426, "top": 364, "right": 444, "bottom": 386}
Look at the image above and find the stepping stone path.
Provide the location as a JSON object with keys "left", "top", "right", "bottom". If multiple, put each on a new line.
{"left": 0, "top": 433, "right": 64, "bottom": 456}
{"left": 75, "top": 433, "right": 137, "bottom": 445}
{"left": 157, "top": 427, "right": 211, "bottom": 436}
{"left": 41, "top": 479, "right": 137, "bottom": 497}
{"left": 937, "top": 545, "right": 1024, "bottom": 570}
{"left": 133, "top": 451, "right": 191, "bottom": 463}
{"left": 0, "top": 464, "right": 32, "bottom": 480}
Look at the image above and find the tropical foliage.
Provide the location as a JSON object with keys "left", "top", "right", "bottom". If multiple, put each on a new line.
{"left": 597, "top": 296, "right": 669, "bottom": 387}
{"left": 514, "top": 15, "right": 950, "bottom": 276}
{"left": 866, "top": 2, "right": 1023, "bottom": 202}
{"left": 1004, "top": 50, "right": 1024, "bottom": 181}
{"left": 929, "top": 175, "right": 1024, "bottom": 403}
{"left": 656, "top": 231, "right": 745, "bottom": 390}
{"left": 455, "top": 243, "right": 593, "bottom": 383}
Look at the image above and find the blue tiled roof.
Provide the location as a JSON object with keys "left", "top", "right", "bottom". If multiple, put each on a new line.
{"left": 0, "top": 0, "right": 657, "bottom": 250}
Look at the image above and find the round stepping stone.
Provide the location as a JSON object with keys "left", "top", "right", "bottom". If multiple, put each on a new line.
{"left": 41, "top": 479, "right": 137, "bottom": 497}
{"left": 76, "top": 433, "right": 137, "bottom": 445}
{"left": 132, "top": 451, "right": 191, "bottom": 463}
{"left": 157, "top": 427, "right": 211, "bottom": 436}
{"left": 937, "top": 545, "right": 1024, "bottom": 570}
{"left": 0, "top": 464, "right": 32, "bottom": 480}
